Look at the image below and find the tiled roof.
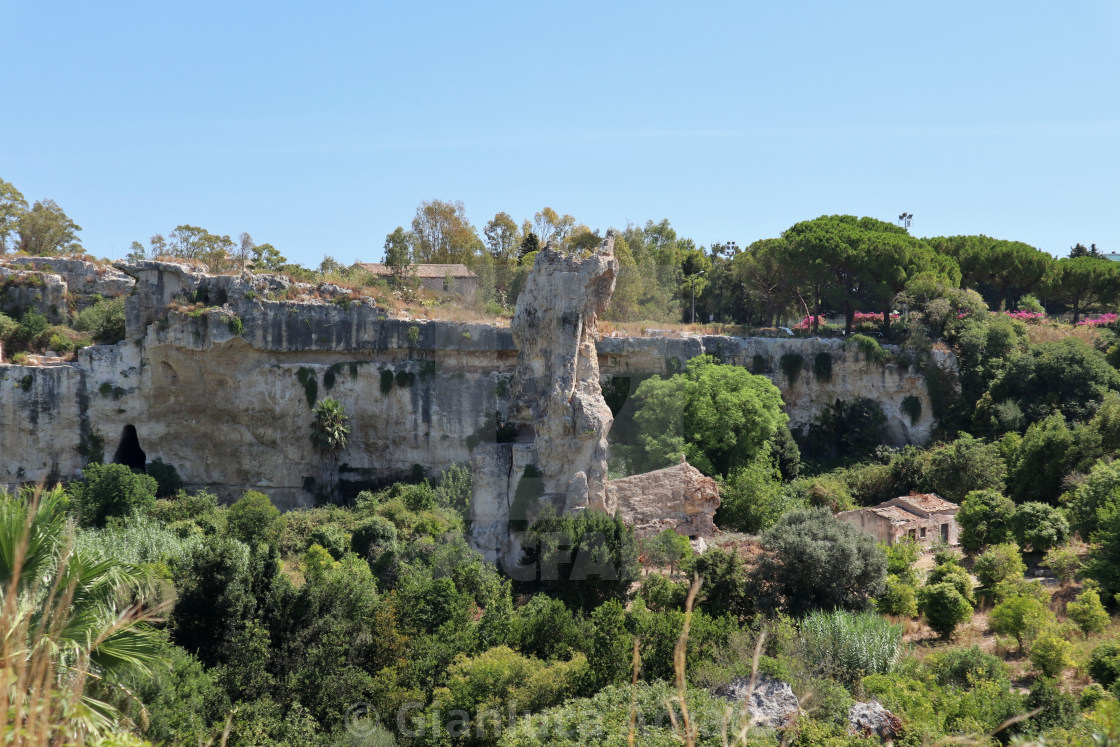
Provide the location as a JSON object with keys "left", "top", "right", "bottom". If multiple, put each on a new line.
{"left": 357, "top": 263, "right": 477, "bottom": 279}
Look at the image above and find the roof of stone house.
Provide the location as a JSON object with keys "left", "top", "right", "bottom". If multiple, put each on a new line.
{"left": 357, "top": 263, "right": 477, "bottom": 279}
{"left": 868, "top": 506, "right": 922, "bottom": 525}
{"left": 893, "top": 493, "right": 958, "bottom": 515}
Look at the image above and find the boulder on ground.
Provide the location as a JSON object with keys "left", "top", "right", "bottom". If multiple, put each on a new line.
{"left": 713, "top": 675, "right": 800, "bottom": 729}
{"left": 848, "top": 700, "right": 902, "bottom": 740}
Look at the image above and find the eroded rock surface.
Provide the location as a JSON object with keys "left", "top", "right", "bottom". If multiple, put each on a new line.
{"left": 714, "top": 676, "right": 800, "bottom": 729}
{"left": 848, "top": 701, "right": 902, "bottom": 740}
{"left": 470, "top": 234, "right": 618, "bottom": 561}
{"left": 607, "top": 458, "right": 719, "bottom": 537}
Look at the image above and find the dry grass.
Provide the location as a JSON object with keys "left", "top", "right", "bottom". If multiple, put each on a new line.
{"left": 1024, "top": 322, "right": 1102, "bottom": 346}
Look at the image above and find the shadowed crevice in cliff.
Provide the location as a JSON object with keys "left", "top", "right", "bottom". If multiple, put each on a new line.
{"left": 111, "top": 424, "right": 146, "bottom": 472}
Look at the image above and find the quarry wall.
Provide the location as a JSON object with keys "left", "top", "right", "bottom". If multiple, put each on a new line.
{"left": 0, "top": 259, "right": 956, "bottom": 508}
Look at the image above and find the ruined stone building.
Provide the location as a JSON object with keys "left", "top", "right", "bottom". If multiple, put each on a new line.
{"left": 837, "top": 493, "right": 960, "bottom": 547}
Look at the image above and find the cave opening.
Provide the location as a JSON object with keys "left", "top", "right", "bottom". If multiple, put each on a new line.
{"left": 111, "top": 424, "right": 147, "bottom": 472}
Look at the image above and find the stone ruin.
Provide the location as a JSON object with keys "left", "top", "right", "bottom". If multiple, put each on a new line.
{"left": 468, "top": 232, "right": 722, "bottom": 564}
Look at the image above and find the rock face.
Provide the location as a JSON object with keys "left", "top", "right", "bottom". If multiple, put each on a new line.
{"left": 599, "top": 335, "right": 955, "bottom": 445}
{"left": 848, "top": 701, "right": 902, "bottom": 740}
{"left": 470, "top": 234, "right": 619, "bottom": 562}
{"left": 607, "top": 458, "right": 719, "bottom": 537}
{"left": 0, "top": 254, "right": 958, "bottom": 513}
{"left": 713, "top": 676, "right": 800, "bottom": 729}
{"left": 0, "top": 257, "right": 134, "bottom": 324}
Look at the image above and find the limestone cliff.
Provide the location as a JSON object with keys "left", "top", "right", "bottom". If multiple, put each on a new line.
{"left": 469, "top": 234, "right": 619, "bottom": 562}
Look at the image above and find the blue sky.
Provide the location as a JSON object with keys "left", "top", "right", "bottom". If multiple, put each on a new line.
{"left": 2, "top": 1, "right": 1117, "bottom": 265}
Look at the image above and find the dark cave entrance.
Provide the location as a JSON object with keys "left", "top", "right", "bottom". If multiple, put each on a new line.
{"left": 111, "top": 424, "right": 147, "bottom": 472}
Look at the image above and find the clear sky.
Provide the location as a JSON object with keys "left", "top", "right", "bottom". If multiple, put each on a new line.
{"left": 2, "top": 1, "right": 1118, "bottom": 266}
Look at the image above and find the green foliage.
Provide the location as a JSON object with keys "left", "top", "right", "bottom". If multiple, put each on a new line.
{"left": 310, "top": 397, "right": 350, "bottom": 455}
{"left": 877, "top": 576, "right": 918, "bottom": 617}
{"left": 1031, "top": 630, "right": 1073, "bottom": 678}
{"left": 146, "top": 458, "right": 183, "bottom": 498}
{"left": 170, "top": 535, "right": 255, "bottom": 667}
{"left": 753, "top": 507, "right": 887, "bottom": 615}
{"left": 308, "top": 524, "right": 349, "bottom": 560}
{"left": 692, "top": 546, "right": 751, "bottom": 620}
{"left": 225, "top": 490, "right": 283, "bottom": 550}
{"left": 1024, "top": 676, "right": 1081, "bottom": 734}
{"left": 1042, "top": 544, "right": 1082, "bottom": 584}
{"left": 918, "top": 582, "right": 973, "bottom": 638}
{"left": 927, "top": 645, "right": 1009, "bottom": 689}
{"left": 716, "top": 457, "right": 786, "bottom": 533}
{"left": 927, "top": 562, "right": 975, "bottom": 605}
{"left": 1006, "top": 413, "right": 1099, "bottom": 504}
{"left": 350, "top": 515, "right": 397, "bottom": 559}
{"left": 884, "top": 537, "right": 919, "bottom": 584}
{"left": 295, "top": 366, "right": 318, "bottom": 408}
{"left": 1065, "top": 458, "right": 1120, "bottom": 539}
{"left": 797, "top": 609, "right": 902, "bottom": 685}
{"left": 847, "top": 333, "right": 890, "bottom": 364}
{"left": 495, "top": 681, "right": 745, "bottom": 747}
{"left": 901, "top": 394, "right": 922, "bottom": 424}
{"left": 407, "top": 325, "right": 420, "bottom": 345}
{"left": 227, "top": 314, "right": 243, "bottom": 335}
{"left": 957, "top": 489, "right": 1017, "bottom": 553}
{"left": 921, "top": 434, "right": 1007, "bottom": 504}
{"left": 813, "top": 351, "right": 833, "bottom": 382}
{"left": 780, "top": 352, "right": 803, "bottom": 386}
{"left": 1012, "top": 501, "right": 1070, "bottom": 552}
{"left": 73, "top": 296, "right": 126, "bottom": 344}
{"left": 989, "top": 593, "right": 1051, "bottom": 648}
{"left": 1068, "top": 587, "right": 1110, "bottom": 635}
{"left": 629, "top": 355, "right": 787, "bottom": 476}
{"left": 522, "top": 510, "right": 640, "bottom": 611}
{"left": 509, "top": 594, "right": 587, "bottom": 662}
{"left": 642, "top": 528, "right": 693, "bottom": 575}
{"left": 70, "top": 462, "right": 158, "bottom": 527}
{"left": 807, "top": 397, "right": 886, "bottom": 460}
{"left": 1091, "top": 642, "right": 1120, "bottom": 688}
{"left": 784, "top": 473, "right": 853, "bottom": 513}
{"left": 972, "top": 542, "right": 1026, "bottom": 588}
{"left": 981, "top": 337, "right": 1120, "bottom": 431}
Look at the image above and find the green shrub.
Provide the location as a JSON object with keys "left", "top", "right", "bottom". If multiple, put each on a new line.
{"left": 780, "top": 353, "right": 803, "bottom": 386}
{"left": 308, "top": 524, "right": 349, "bottom": 560}
{"left": 1090, "top": 642, "right": 1120, "bottom": 688}
{"left": 227, "top": 315, "right": 243, "bottom": 335}
{"left": 973, "top": 543, "right": 1026, "bottom": 588}
{"left": 1012, "top": 501, "right": 1070, "bottom": 553}
{"left": 927, "top": 645, "right": 1009, "bottom": 688}
{"left": 1031, "top": 630, "right": 1073, "bottom": 678}
{"left": 927, "top": 562, "right": 975, "bottom": 605}
{"left": 918, "top": 582, "right": 973, "bottom": 639}
{"left": 73, "top": 297, "right": 126, "bottom": 344}
{"left": 847, "top": 333, "right": 890, "bottom": 364}
{"left": 1081, "top": 683, "right": 1109, "bottom": 710}
{"left": 717, "top": 459, "right": 786, "bottom": 533}
{"left": 146, "top": 458, "right": 183, "bottom": 498}
{"left": 70, "top": 462, "right": 158, "bottom": 527}
{"left": 877, "top": 576, "right": 918, "bottom": 617}
{"left": 225, "top": 490, "right": 283, "bottom": 550}
{"left": 813, "top": 351, "right": 832, "bottom": 382}
{"left": 1024, "top": 677, "right": 1080, "bottom": 733}
{"left": 957, "top": 489, "right": 1016, "bottom": 553}
{"left": 990, "top": 594, "right": 1051, "bottom": 649}
{"left": 350, "top": 515, "right": 397, "bottom": 559}
{"left": 1067, "top": 587, "right": 1110, "bottom": 635}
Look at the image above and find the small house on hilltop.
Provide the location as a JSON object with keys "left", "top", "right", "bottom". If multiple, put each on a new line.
{"left": 357, "top": 263, "right": 479, "bottom": 300}
{"left": 837, "top": 493, "right": 959, "bottom": 547}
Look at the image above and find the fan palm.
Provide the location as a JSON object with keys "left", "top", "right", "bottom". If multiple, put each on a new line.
{"left": 310, "top": 398, "right": 351, "bottom": 500}
{"left": 1, "top": 486, "right": 167, "bottom": 744}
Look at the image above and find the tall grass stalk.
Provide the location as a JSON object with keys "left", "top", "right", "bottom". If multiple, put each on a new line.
{"left": 798, "top": 610, "right": 902, "bottom": 685}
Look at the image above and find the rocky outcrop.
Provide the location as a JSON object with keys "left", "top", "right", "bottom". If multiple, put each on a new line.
{"left": 470, "top": 234, "right": 619, "bottom": 562}
{"left": 848, "top": 701, "right": 902, "bottom": 740}
{"left": 607, "top": 458, "right": 719, "bottom": 537}
{"left": 713, "top": 676, "right": 801, "bottom": 729}
{"left": 0, "top": 257, "right": 133, "bottom": 324}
